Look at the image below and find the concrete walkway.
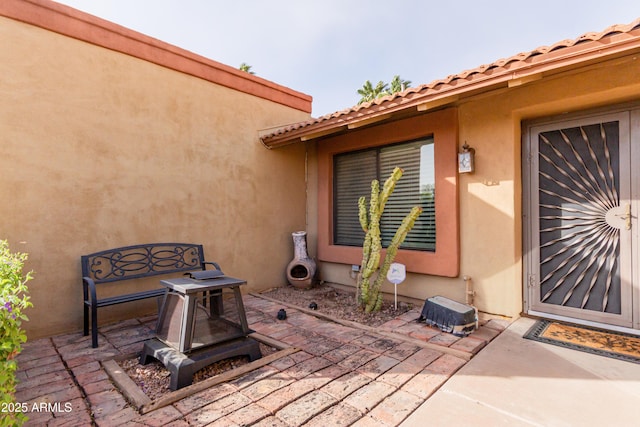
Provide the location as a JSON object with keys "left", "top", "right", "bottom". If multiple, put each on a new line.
{"left": 15, "top": 293, "right": 508, "bottom": 426}
{"left": 402, "top": 317, "right": 640, "bottom": 427}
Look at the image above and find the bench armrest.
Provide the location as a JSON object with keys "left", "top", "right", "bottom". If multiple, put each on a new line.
{"left": 82, "top": 276, "right": 98, "bottom": 303}
{"left": 202, "top": 261, "right": 222, "bottom": 272}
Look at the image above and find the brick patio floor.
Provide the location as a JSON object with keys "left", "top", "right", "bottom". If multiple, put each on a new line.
{"left": 15, "top": 293, "right": 510, "bottom": 426}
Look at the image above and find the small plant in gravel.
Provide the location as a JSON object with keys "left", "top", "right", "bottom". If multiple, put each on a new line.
{"left": 0, "top": 240, "right": 33, "bottom": 427}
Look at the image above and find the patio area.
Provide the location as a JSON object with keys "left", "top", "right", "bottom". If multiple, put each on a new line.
{"left": 16, "top": 292, "right": 509, "bottom": 426}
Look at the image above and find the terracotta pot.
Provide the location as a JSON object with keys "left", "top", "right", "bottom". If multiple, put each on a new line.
{"left": 286, "top": 231, "right": 316, "bottom": 289}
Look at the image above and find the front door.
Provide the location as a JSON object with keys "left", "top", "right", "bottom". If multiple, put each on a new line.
{"left": 524, "top": 109, "right": 640, "bottom": 330}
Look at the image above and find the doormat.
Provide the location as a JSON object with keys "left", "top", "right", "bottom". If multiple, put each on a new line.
{"left": 524, "top": 320, "right": 640, "bottom": 364}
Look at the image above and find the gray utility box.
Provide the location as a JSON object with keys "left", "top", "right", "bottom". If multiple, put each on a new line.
{"left": 419, "top": 295, "right": 477, "bottom": 337}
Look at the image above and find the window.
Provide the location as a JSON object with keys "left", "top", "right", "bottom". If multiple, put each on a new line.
{"left": 333, "top": 138, "right": 435, "bottom": 250}
{"left": 316, "top": 109, "right": 459, "bottom": 277}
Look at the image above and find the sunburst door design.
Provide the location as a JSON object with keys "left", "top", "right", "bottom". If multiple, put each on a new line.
{"left": 527, "top": 113, "right": 633, "bottom": 328}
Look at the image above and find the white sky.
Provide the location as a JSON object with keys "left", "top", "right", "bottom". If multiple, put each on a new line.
{"left": 53, "top": 0, "right": 640, "bottom": 117}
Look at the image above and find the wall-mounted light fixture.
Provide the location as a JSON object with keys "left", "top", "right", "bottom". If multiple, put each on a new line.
{"left": 458, "top": 142, "right": 475, "bottom": 174}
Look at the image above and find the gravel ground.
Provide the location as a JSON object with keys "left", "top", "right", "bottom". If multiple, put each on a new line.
{"left": 261, "top": 282, "right": 414, "bottom": 327}
{"left": 121, "top": 342, "right": 277, "bottom": 401}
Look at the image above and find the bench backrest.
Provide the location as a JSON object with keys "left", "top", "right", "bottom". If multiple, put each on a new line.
{"left": 81, "top": 243, "right": 205, "bottom": 284}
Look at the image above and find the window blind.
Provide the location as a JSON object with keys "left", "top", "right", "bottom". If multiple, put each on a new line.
{"left": 334, "top": 149, "right": 377, "bottom": 246}
{"left": 334, "top": 138, "right": 435, "bottom": 251}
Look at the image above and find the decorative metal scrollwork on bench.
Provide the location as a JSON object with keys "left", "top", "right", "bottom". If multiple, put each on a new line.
{"left": 83, "top": 243, "right": 203, "bottom": 282}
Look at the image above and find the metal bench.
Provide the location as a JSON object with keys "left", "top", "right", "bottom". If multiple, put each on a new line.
{"left": 81, "top": 243, "right": 220, "bottom": 348}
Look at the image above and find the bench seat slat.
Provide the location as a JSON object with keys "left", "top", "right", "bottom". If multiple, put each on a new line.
{"left": 90, "top": 288, "right": 166, "bottom": 307}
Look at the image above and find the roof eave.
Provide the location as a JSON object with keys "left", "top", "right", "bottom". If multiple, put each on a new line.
{"left": 261, "top": 24, "right": 640, "bottom": 149}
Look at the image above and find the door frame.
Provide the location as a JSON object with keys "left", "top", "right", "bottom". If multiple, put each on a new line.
{"left": 523, "top": 104, "right": 640, "bottom": 333}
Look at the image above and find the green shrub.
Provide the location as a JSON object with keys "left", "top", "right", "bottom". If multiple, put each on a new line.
{"left": 0, "top": 240, "right": 33, "bottom": 427}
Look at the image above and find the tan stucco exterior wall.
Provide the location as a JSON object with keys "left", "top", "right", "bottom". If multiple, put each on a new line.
{"left": 1, "top": 15, "right": 311, "bottom": 338}
{"left": 314, "top": 53, "right": 640, "bottom": 318}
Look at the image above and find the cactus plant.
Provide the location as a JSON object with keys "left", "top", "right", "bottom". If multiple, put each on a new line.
{"left": 356, "top": 167, "right": 422, "bottom": 313}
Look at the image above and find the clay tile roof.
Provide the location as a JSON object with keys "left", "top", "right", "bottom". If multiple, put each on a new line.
{"left": 261, "top": 18, "right": 640, "bottom": 148}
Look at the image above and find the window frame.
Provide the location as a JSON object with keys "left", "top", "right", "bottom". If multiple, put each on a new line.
{"left": 317, "top": 108, "right": 459, "bottom": 277}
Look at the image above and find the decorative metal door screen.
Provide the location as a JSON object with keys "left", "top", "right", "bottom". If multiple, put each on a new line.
{"left": 525, "top": 111, "right": 635, "bottom": 328}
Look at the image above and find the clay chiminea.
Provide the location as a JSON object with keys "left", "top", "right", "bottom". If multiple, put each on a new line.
{"left": 286, "top": 231, "right": 316, "bottom": 289}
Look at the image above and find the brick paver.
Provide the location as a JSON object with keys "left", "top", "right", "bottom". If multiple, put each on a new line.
{"left": 82, "top": 378, "right": 117, "bottom": 395}
{"left": 15, "top": 290, "right": 508, "bottom": 426}
{"left": 253, "top": 416, "right": 289, "bottom": 426}
{"left": 350, "top": 414, "right": 389, "bottom": 426}
{"left": 368, "top": 389, "right": 425, "bottom": 425}
{"left": 17, "top": 377, "right": 75, "bottom": 403}
{"left": 241, "top": 372, "right": 296, "bottom": 401}
{"left": 426, "top": 332, "right": 461, "bottom": 347}
{"left": 185, "top": 392, "right": 253, "bottom": 425}
{"left": 231, "top": 365, "right": 280, "bottom": 390}
{"left": 356, "top": 354, "right": 401, "bottom": 379}
{"left": 283, "top": 356, "right": 333, "bottom": 379}
{"left": 321, "top": 371, "right": 372, "bottom": 400}
{"left": 368, "top": 337, "right": 401, "bottom": 353}
{"left": 20, "top": 360, "right": 66, "bottom": 381}
{"left": 275, "top": 390, "right": 337, "bottom": 426}
{"left": 377, "top": 348, "right": 442, "bottom": 389}
{"left": 75, "top": 367, "right": 110, "bottom": 387}
{"left": 408, "top": 326, "right": 441, "bottom": 341}
{"left": 469, "top": 325, "right": 502, "bottom": 341}
{"left": 401, "top": 369, "right": 450, "bottom": 400}
{"left": 450, "top": 336, "right": 487, "bottom": 354}
{"left": 93, "top": 406, "right": 140, "bottom": 425}
{"left": 227, "top": 403, "right": 272, "bottom": 426}
{"left": 338, "top": 348, "right": 379, "bottom": 370}
{"left": 174, "top": 383, "right": 237, "bottom": 414}
{"left": 15, "top": 370, "right": 71, "bottom": 393}
{"left": 132, "top": 405, "right": 184, "bottom": 426}
{"left": 343, "top": 381, "right": 397, "bottom": 413}
{"left": 424, "top": 353, "right": 467, "bottom": 375}
{"left": 255, "top": 379, "right": 318, "bottom": 413}
{"left": 379, "top": 318, "right": 408, "bottom": 330}
{"left": 87, "top": 389, "right": 129, "bottom": 415}
{"left": 384, "top": 341, "right": 424, "bottom": 361}
{"left": 304, "top": 401, "right": 363, "bottom": 427}
{"left": 322, "top": 343, "right": 362, "bottom": 363}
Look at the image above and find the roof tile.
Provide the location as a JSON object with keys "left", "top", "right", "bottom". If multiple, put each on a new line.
{"left": 262, "top": 18, "right": 640, "bottom": 145}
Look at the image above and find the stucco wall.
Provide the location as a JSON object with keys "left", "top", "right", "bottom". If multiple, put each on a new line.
{"left": 1, "top": 15, "right": 311, "bottom": 338}
{"left": 314, "top": 53, "right": 640, "bottom": 318}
